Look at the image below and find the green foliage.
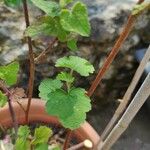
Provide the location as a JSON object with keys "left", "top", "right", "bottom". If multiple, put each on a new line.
{"left": 17, "top": 125, "right": 30, "bottom": 139}
{"left": 67, "top": 39, "right": 78, "bottom": 51}
{"left": 39, "top": 79, "right": 63, "bottom": 101}
{"left": 56, "top": 56, "right": 95, "bottom": 76}
{"left": 56, "top": 72, "right": 74, "bottom": 83}
{"left": 35, "top": 143, "right": 48, "bottom": 150}
{"left": 15, "top": 126, "right": 30, "bottom": 150}
{"left": 26, "top": 1, "right": 91, "bottom": 50}
{"left": 15, "top": 138, "right": 30, "bottom": 150}
{"left": 0, "top": 91, "right": 7, "bottom": 107}
{"left": 132, "top": 2, "right": 150, "bottom": 15}
{"left": 0, "top": 62, "right": 19, "bottom": 86}
{"left": 32, "top": 126, "right": 52, "bottom": 145}
{"left": 60, "top": 2, "right": 91, "bottom": 36}
{"left": 31, "top": 0, "right": 60, "bottom": 17}
{"left": 60, "top": 0, "right": 72, "bottom": 8}
{"left": 4, "top": 0, "right": 21, "bottom": 7}
{"left": 46, "top": 88, "right": 91, "bottom": 129}
{"left": 15, "top": 125, "right": 52, "bottom": 150}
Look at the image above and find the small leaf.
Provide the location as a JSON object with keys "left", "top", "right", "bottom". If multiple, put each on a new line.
{"left": 15, "top": 138, "right": 30, "bottom": 150}
{"left": 0, "top": 62, "right": 19, "bottom": 86}
{"left": 39, "top": 79, "right": 63, "bottom": 101}
{"left": 56, "top": 56, "right": 95, "bottom": 76}
{"left": 32, "top": 126, "right": 52, "bottom": 145}
{"left": 4, "top": 0, "right": 21, "bottom": 7}
{"left": 25, "top": 16, "right": 69, "bottom": 41}
{"left": 67, "top": 39, "right": 78, "bottom": 51}
{"left": 35, "top": 143, "right": 48, "bottom": 150}
{"left": 60, "top": 2, "right": 91, "bottom": 36}
{"left": 15, "top": 126, "right": 30, "bottom": 150}
{"left": 25, "top": 16, "right": 56, "bottom": 38}
{"left": 18, "top": 126, "right": 30, "bottom": 139}
{"left": 0, "top": 91, "right": 7, "bottom": 107}
{"left": 31, "top": 0, "right": 60, "bottom": 17}
{"left": 60, "top": 0, "right": 72, "bottom": 8}
{"left": 56, "top": 72, "right": 74, "bottom": 83}
{"left": 46, "top": 88, "right": 91, "bottom": 129}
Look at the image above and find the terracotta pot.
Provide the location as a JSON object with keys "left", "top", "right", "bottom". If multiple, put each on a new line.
{"left": 0, "top": 98, "right": 100, "bottom": 149}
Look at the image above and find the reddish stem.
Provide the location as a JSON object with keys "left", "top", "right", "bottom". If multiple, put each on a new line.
{"left": 63, "top": 129, "right": 72, "bottom": 150}
{"left": 0, "top": 82, "right": 18, "bottom": 139}
{"left": 87, "top": 0, "right": 144, "bottom": 97}
{"left": 22, "top": 0, "right": 35, "bottom": 123}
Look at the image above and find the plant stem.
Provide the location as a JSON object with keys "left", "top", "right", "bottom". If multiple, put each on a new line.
{"left": 0, "top": 82, "right": 18, "bottom": 139}
{"left": 97, "top": 73, "right": 150, "bottom": 150}
{"left": 101, "top": 45, "right": 150, "bottom": 140}
{"left": 87, "top": 0, "right": 145, "bottom": 97}
{"left": 34, "top": 38, "right": 58, "bottom": 64}
{"left": 22, "top": 0, "right": 35, "bottom": 124}
{"left": 63, "top": 129, "right": 72, "bottom": 150}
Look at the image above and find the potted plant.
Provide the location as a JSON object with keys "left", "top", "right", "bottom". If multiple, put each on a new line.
{"left": 0, "top": 0, "right": 149, "bottom": 149}
{"left": 0, "top": 0, "right": 100, "bottom": 149}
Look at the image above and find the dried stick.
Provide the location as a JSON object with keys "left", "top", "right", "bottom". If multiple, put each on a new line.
{"left": 0, "top": 82, "right": 18, "bottom": 139}
{"left": 87, "top": 0, "right": 145, "bottom": 97}
{"left": 34, "top": 38, "right": 58, "bottom": 64}
{"left": 22, "top": 0, "right": 35, "bottom": 123}
{"left": 101, "top": 45, "right": 150, "bottom": 140}
{"left": 67, "top": 139, "right": 93, "bottom": 150}
{"left": 97, "top": 73, "right": 150, "bottom": 150}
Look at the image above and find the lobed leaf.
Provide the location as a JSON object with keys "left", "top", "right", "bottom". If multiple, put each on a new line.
{"left": 60, "top": 2, "right": 91, "bottom": 36}
{"left": 15, "top": 126, "right": 30, "bottom": 150}
{"left": 0, "top": 62, "right": 19, "bottom": 86}
{"left": 46, "top": 88, "right": 91, "bottom": 129}
{"left": 31, "top": 0, "right": 60, "bottom": 17}
{"left": 55, "top": 56, "right": 95, "bottom": 77}
{"left": 32, "top": 126, "right": 52, "bottom": 145}
{"left": 56, "top": 72, "right": 74, "bottom": 83}
{"left": 0, "top": 91, "right": 7, "bottom": 107}
{"left": 25, "top": 16, "right": 69, "bottom": 42}
{"left": 17, "top": 125, "right": 30, "bottom": 139}
{"left": 15, "top": 138, "right": 30, "bottom": 150}
{"left": 39, "top": 78, "right": 63, "bottom": 101}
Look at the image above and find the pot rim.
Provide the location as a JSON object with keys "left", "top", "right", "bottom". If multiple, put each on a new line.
{"left": 0, "top": 98, "right": 100, "bottom": 148}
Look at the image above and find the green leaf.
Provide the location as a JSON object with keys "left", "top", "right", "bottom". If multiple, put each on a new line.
{"left": 46, "top": 88, "right": 91, "bottom": 129}
{"left": 60, "top": 0, "right": 72, "bottom": 8}
{"left": 60, "top": 2, "right": 91, "bottom": 36}
{"left": 0, "top": 62, "right": 19, "bottom": 86}
{"left": 25, "top": 16, "right": 56, "bottom": 38}
{"left": 31, "top": 0, "right": 60, "bottom": 17}
{"left": 67, "top": 39, "right": 78, "bottom": 51}
{"left": 4, "top": 0, "right": 21, "bottom": 7}
{"left": 15, "top": 126, "right": 30, "bottom": 150}
{"left": 0, "top": 91, "right": 7, "bottom": 107}
{"left": 32, "top": 126, "right": 52, "bottom": 145}
{"left": 15, "top": 138, "right": 30, "bottom": 150}
{"left": 56, "top": 72, "right": 74, "bottom": 83}
{"left": 35, "top": 143, "right": 48, "bottom": 150}
{"left": 132, "top": 2, "right": 150, "bottom": 15}
{"left": 39, "top": 79, "right": 63, "bottom": 101}
{"left": 25, "top": 16, "right": 69, "bottom": 42}
{"left": 18, "top": 126, "right": 30, "bottom": 139}
{"left": 56, "top": 56, "right": 94, "bottom": 77}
